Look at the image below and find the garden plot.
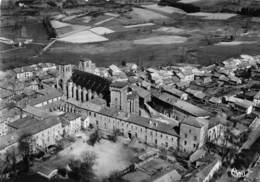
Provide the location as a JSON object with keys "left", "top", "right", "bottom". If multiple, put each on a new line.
{"left": 50, "top": 20, "right": 70, "bottom": 29}
{"left": 215, "top": 41, "right": 257, "bottom": 46}
{"left": 179, "top": 0, "right": 203, "bottom": 3}
{"left": 90, "top": 27, "right": 114, "bottom": 35}
{"left": 188, "top": 12, "right": 237, "bottom": 20}
{"left": 154, "top": 26, "right": 186, "bottom": 34}
{"left": 134, "top": 35, "right": 187, "bottom": 45}
{"left": 124, "top": 23, "right": 155, "bottom": 28}
{"left": 58, "top": 30, "right": 108, "bottom": 43}
{"left": 142, "top": 4, "right": 186, "bottom": 14}
{"left": 82, "top": 16, "right": 92, "bottom": 23}
{"left": 129, "top": 7, "right": 168, "bottom": 21}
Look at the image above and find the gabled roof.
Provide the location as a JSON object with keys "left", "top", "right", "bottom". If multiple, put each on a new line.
{"left": 72, "top": 70, "right": 111, "bottom": 102}
{"left": 174, "top": 100, "right": 210, "bottom": 117}
{"left": 110, "top": 81, "right": 128, "bottom": 89}
{"left": 7, "top": 116, "right": 39, "bottom": 129}
{"left": 0, "top": 117, "right": 61, "bottom": 150}
{"left": 128, "top": 115, "right": 179, "bottom": 137}
{"left": 181, "top": 116, "right": 208, "bottom": 128}
{"left": 131, "top": 85, "right": 150, "bottom": 98}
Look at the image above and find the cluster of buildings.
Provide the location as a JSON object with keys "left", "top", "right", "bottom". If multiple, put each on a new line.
{"left": 0, "top": 54, "right": 260, "bottom": 181}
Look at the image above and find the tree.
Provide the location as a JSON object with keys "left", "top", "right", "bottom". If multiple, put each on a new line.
{"left": 108, "top": 129, "right": 121, "bottom": 143}
{"left": 68, "top": 151, "right": 96, "bottom": 182}
{"left": 3, "top": 150, "right": 17, "bottom": 177}
{"left": 18, "top": 133, "right": 33, "bottom": 158}
{"left": 105, "top": 171, "right": 128, "bottom": 182}
{"left": 18, "top": 133, "right": 34, "bottom": 172}
{"left": 88, "top": 130, "right": 101, "bottom": 146}
{"left": 0, "top": 158, "right": 9, "bottom": 182}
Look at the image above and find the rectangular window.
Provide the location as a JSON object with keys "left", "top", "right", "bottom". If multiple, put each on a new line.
{"left": 185, "top": 133, "right": 187, "bottom": 138}
{"left": 184, "top": 141, "right": 187, "bottom": 145}
{"left": 194, "top": 136, "right": 197, "bottom": 141}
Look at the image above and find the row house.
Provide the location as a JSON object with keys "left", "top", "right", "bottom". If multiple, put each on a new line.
{"left": 92, "top": 108, "right": 179, "bottom": 149}
{"left": 0, "top": 117, "right": 62, "bottom": 158}
{"left": 151, "top": 88, "right": 210, "bottom": 121}
{"left": 29, "top": 86, "right": 63, "bottom": 108}
{"left": 62, "top": 101, "right": 179, "bottom": 150}
{"left": 0, "top": 113, "right": 83, "bottom": 158}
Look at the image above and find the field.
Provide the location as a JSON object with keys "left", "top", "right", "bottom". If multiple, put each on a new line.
{"left": 129, "top": 7, "right": 169, "bottom": 21}
{"left": 133, "top": 35, "right": 187, "bottom": 45}
{"left": 58, "top": 30, "right": 108, "bottom": 43}
{"left": 215, "top": 41, "right": 257, "bottom": 46}
{"left": 1, "top": 2, "right": 260, "bottom": 70}
{"left": 154, "top": 26, "right": 186, "bottom": 34}
{"left": 142, "top": 4, "right": 186, "bottom": 14}
{"left": 188, "top": 12, "right": 237, "bottom": 20}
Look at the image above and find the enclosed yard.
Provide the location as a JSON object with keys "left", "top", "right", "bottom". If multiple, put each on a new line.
{"left": 58, "top": 137, "right": 136, "bottom": 178}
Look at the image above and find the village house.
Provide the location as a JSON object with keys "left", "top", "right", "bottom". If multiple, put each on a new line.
{"left": 225, "top": 96, "right": 254, "bottom": 114}
{"left": 12, "top": 66, "right": 35, "bottom": 80}
{"left": 59, "top": 112, "right": 82, "bottom": 136}
{"left": 179, "top": 116, "right": 209, "bottom": 154}
{"left": 163, "top": 85, "right": 188, "bottom": 101}
{"left": 254, "top": 90, "right": 260, "bottom": 106}
{"left": 0, "top": 117, "right": 63, "bottom": 157}
{"left": 28, "top": 86, "right": 63, "bottom": 108}
{"left": 0, "top": 113, "right": 84, "bottom": 158}
{"left": 38, "top": 63, "right": 57, "bottom": 73}
{"left": 151, "top": 88, "right": 210, "bottom": 121}
{"left": 192, "top": 156, "right": 222, "bottom": 182}
{"left": 78, "top": 59, "right": 99, "bottom": 75}
{"left": 0, "top": 106, "right": 24, "bottom": 137}
{"left": 207, "top": 114, "right": 228, "bottom": 146}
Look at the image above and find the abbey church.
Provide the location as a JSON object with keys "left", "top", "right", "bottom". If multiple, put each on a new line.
{"left": 56, "top": 59, "right": 139, "bottom": 115}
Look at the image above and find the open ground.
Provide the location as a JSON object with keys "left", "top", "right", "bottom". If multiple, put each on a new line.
{"left": 1, "top": 2, "right": 260, "bottom": 70}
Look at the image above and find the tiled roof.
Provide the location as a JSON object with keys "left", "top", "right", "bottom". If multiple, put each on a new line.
{"left": 0, "top": 117, "right": 61, "bottom": 150}
{"left": 72, "top": 70, "right": 111, "bottom": 102}
{"left": 7, "top": 116, "right": 39, "bottom": 129}
{"left": 174, "top": 100, "right": 210, "bottom": 117}
{"left": 128, "top": 115, "right": 179, "bottom": 137}
{"left": 131, "top": 85, "right": 150, "bottom": 98}
{"left": 181, "top": 116, "right": 208, "bottom": 128}
{"left": 29, "top": 87, "right": 62, "bottom": 106}
{"left": 110, "top": 81, "right": 128, "bottom": 88}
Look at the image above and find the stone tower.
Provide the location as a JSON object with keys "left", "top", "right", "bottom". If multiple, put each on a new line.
{"left": 110, "top": 82, "right": 128, "bottom": 111}
{"left": 57, "top": 64, "right": 73, "bottom": 96}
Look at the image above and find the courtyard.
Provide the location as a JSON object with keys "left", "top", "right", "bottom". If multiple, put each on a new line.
{"left": 34, "top": 131, "right": 146, "bottom": 179}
